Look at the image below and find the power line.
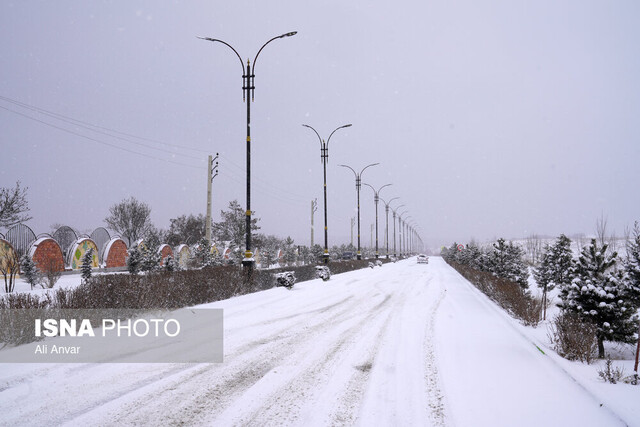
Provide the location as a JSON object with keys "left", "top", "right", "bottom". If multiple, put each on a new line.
{"left": 0, "top": 94, "right": 210, "bottom": 155}
{"left": 0, "top": 105, "right": 206, "bottom": 170}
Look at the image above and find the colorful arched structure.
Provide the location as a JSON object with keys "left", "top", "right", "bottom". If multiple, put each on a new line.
{"left": 102, "top": 238, "right": 128, "bottom": 268}
{"left": 29, "top": 237, "right": 65, "bottom": 273}
{"left": 69, "top": 238, "right": 99, "bottom": 270}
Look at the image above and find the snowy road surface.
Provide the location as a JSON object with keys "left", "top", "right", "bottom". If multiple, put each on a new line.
{"left": 0, "top": 257, "right": 629, "bottom": 426}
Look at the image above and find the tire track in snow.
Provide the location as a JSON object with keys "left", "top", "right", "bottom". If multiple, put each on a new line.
{"left": 424, "top": 288, "right": 450, "bottom": 427}
{"left": 66, "top": 288, "right": 390, "bottom": 426}
{"left": 213, "top": 293, "right": 400, "bottom": 426}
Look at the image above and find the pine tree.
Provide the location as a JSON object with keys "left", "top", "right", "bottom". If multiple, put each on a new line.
{"left": 486, "top": 239, "right": 529, "bottom": 289}
{"left": 140, "top": 246, "right": 161, "bottom": 272}
{"left": 558, "top": 239, "right": 638, "bottom": 358}
{"left": 127, "top": 246, "right": 142, "bottom": 275}
{"left": 81, "top": 248, "right": 94, "bottom": 283}
{"left": 624, "top": 222, "right": 640, "bottom": 307}
{"left": 534, "top": 234, "right": 574, "bottom": 319}
{"left": 283, "top": 237, "right": 297, "bottom": 266}
{"left": 194, "top": 238, "right": 214, "bottom": 268}
{"left": 20, "top": 254, "right": 41, "bottom": 290}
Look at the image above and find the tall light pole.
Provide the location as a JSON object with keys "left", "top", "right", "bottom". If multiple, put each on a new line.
{"left": 398, "top": 210, "right": 409, "bottom": 258}
{"left": 340, "top": 163, "right": 379, "bottom": 260}
{"left": 380, "top": 197, "right": 399, "bottom": 258}
{"left": 404, "top": 216, "right": 413, "bottom": 256}
{"left": 199, "top": 31, "right": 297, "bottom": 274}
{"left": 392, "top": 204, "right": 405, "bottom": 258}
{"left": 303, "top": 123, "right": 352, "bottom": 264}
{"left": 363, "top": 183, "right": 391, "bottom": 259}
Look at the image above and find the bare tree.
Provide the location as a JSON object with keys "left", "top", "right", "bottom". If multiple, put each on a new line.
{"left": 0, "top": 249, "right": 20, "bottom": 293}
{"left": 595, "top": 213, "right": 608, "bottom": 247}
{"left": 525, "top": 234, "right": 543, "bottom": 265}
{"left": 104, "top": 197, "right": 152, "bottom": 245}
{"left": 0, "top": 181, "right": 32, "bottom": 228}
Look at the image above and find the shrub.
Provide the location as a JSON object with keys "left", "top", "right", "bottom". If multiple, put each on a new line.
{"left": 447, "top": 260, "right": 541, "bottom": 326}
{"left": 597, "top": 355, "right": 625, "bottom": 384}
{"left": 548, "top": 312, "right": 598, "bottom": 363}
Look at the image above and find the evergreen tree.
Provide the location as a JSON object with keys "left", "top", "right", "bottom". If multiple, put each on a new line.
{"left": 212, "top": 200, "right": 260, "bottom": 264}
{"left": 558, "top": 239, "right": 638, "bottom": 358}
{"left": 127, "top": 246, "right": 142, "bottom": 275}
{"left": 193, "top": 238, "right": 214, "bottom": 268}
{"left": 81, "top": 248, "right": 94, "bottom": 283}
{"left": 486, "top": 239, "right": 529, "bottom": 289}
{"left": 534, "top": 234, "right": 574, "bottom": 319}
{"left": 282, "top": 237, "right": 297, "bottom": 266}
{"left": 20, "top": 254, "right": 41, "bottom": 290}
{"left": 311, "top": 244, "right": 324, "bottom": 262}
{"left": 624, "top": 221, "right": 640, "bottom": 307}
{"left": 140, "top": 246, "right": 161, "bottom": 273}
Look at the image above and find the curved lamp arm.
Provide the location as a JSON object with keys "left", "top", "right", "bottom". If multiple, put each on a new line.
{"left": 197, "top": 37, "right": 245, "bottom": 74}
{"left": 326, "top": 124, "right": 352, "bottom": 147}
{"left": 360, "top": 162, "right": 379, "bottom": 176}
{"left": 339, "top": 164, "right": 357, "bottom": 177}
{"left": 253, "top": 31, "right": 297, "bottom": 72}
{"left": 302, "top": 124, "right": 323, "bottom": 147}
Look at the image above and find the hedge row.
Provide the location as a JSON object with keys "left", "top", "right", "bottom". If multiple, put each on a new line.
{"left": 446, "top": 260, "right": 542, "bottom": 326}
{"left": 0, "top": 259, "right": 378, "bottom": 311}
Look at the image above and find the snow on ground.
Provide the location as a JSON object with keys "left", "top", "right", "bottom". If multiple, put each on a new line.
{"left": 0, "top": 257, "right": 638, "bottom": 426}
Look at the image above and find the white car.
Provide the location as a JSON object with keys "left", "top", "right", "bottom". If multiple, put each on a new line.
{"left": 417, "top": 254, "right": 429, "bottom": 264}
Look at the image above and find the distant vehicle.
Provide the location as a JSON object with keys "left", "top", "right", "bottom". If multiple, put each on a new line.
{"left": 417, "top": 254, "right": 429, "bottom": 264}
{"left": 342, "top": 251, "right": 355, "bottom": 260}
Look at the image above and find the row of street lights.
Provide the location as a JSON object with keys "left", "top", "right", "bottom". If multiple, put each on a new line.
{"left": 200, "top": 31, "right": 423, "bottom": 271}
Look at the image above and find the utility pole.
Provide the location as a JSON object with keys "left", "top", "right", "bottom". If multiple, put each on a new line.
{"left": 310, "top": 199, "right": 318, "bottom": 247}
{"left": 205, "top": 153, "right": 219, "bottom": 243}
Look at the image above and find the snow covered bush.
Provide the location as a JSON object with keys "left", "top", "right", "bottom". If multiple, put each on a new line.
{"left": 446, "top": 259, "right": 541, "bottom": 326}
{"left": 558, "top": 239, "right": 639, "bottom": 358}
{"left": 126, "top": 246, "right": 142, "bottom": 275}
{"left": 548, "top": 312, "right": 597, "bottom": 363}
{"left": 597, "top": 355, "right": 625, "bottom": 384}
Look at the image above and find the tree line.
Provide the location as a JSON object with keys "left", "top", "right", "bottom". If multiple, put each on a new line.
{"left": 443, "top": 225, "right": 640, "bottom": 359}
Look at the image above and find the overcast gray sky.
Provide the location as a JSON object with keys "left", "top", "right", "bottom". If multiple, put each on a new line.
{"left": 1, "top": 0, "right": 639, "bottom": 249}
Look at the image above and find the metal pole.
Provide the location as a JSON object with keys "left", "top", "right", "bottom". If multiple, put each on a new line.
{"left": 393, "top": 210, "right": 397, "bottom": 257}
{"left": 357, "top": 176, "right": 361, "bottom": 259}
{"left": 243, "top": 61, "right": 253, "bottom": 273}
{"left": 199, "top": 32, "right": 296, "bottom": 275}
{"left": 322, "top": 141, "right": 329, "bottom": 263}
{"left": 303, "top": 124, "right": 351, "bottom": 264}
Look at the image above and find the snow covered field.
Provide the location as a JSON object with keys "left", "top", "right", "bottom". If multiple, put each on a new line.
{"left": 0, "top": 257, "right": 638, "bottom": 426}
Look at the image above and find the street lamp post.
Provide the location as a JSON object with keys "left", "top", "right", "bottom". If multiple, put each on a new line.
{"left": 340, "top": 163, "right": 379, "bottom": 260}
{"left": 363, "top": 183, "right": 391, "bottom": 259}
{"left": 199, "top": 31, "right": 297, "bottom": 275}
{"left": 303, "top": 123, "right": 352, "bottom": 264}
{"left": 398, "top": 210, "right": 409, "bottom": 258}
{"left": 392, "top": 204, "right": 405, "bottom": 258}
{"left": 380, "top": 197, "right": 399, "bottom": 258}
{"left": 404, "top": 216, "right": 413, "bottom": 256}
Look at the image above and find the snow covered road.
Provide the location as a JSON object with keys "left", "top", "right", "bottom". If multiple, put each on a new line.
{"left": 0, "top": 257, "right": 630, "bottom": 426}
